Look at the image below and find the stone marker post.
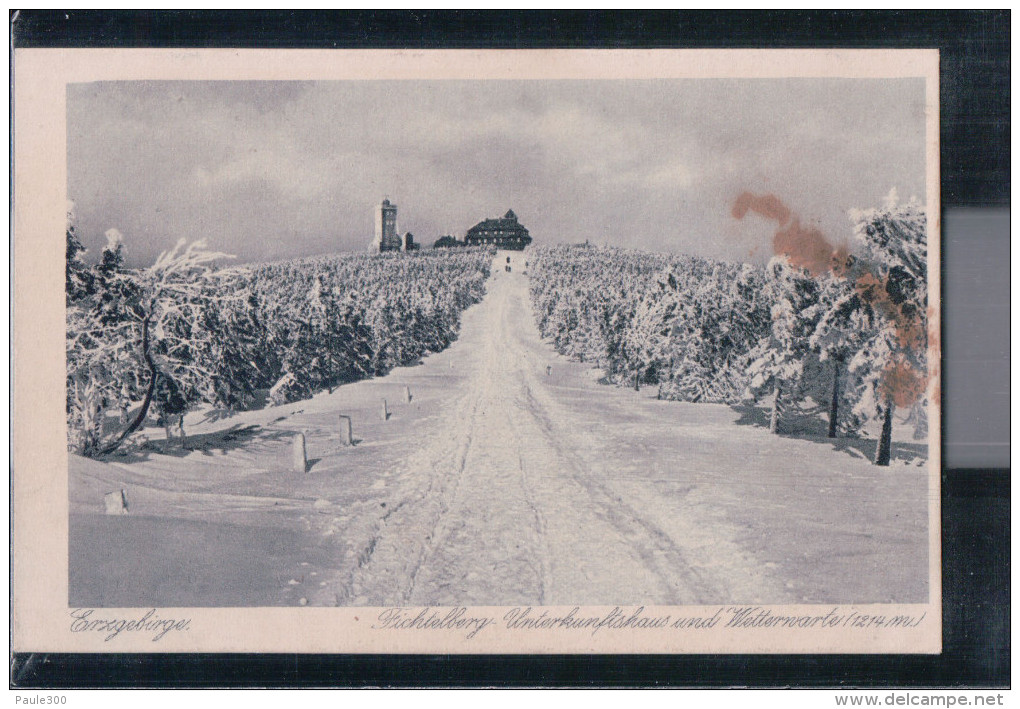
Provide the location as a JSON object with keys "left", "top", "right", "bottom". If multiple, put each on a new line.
{"left": 339, "top": 415, "right": 353, "bottom": 446}
{"left": 292, "top": 432, "right": 307, "bottom": 473}
{"left": 104, "top": 489, "right": 128, "bottom": 515}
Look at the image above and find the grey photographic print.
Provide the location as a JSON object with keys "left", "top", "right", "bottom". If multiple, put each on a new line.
{"left": 14, "top": 48, "right": 939, "bottom": 653}
{"left": 66, "top": 76, "right": 932, "bottom": 605}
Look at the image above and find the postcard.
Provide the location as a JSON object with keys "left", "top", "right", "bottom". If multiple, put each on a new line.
{"left": 13, "top": 47, "right": 940, "bottom": 653}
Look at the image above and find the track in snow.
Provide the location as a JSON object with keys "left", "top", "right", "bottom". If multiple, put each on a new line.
{"left": 71, "top": 251, "right": 928, "bottom": 608}
{"left": 340, "top": 255, "right": 742, "bottom": 606}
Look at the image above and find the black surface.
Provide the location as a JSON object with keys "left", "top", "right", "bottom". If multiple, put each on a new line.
{"left": 9, "top": 9, "right": 1010, "bottom": 689}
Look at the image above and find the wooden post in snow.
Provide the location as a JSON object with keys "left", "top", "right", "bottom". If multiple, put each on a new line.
{"left": 546, "top": 365, "right": 551, "bottom": 377}
{"left": 873, "top": 399, "right": 894, "bottom": 467}
{"left": 338, "top": 415, "right": 353, "bottom": 446}
{"left": 769, "top": 383, "right": 782, "bottom": 434}
{"left": 292, "top": 432, "right": 307, "bottom": 473}
{"left": 404, "top": 386, "right": 412, "bottom": 403}
{"left": 104, "top": 489, "right": 128, "bottom": 515}
{"left": 381, "top": 399, "right": 389, "bottom": 421}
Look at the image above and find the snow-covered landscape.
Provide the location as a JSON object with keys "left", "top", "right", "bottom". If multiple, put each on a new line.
{"left": 69, "top": 251, "right": 928, "bottom": 608}
{"left": 62, "top": 77, "right": 933, "bottom": 611}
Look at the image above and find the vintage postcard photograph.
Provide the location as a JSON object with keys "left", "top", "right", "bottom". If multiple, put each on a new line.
{"left": 13, "top": 48, "right": 940, "bottom": 654}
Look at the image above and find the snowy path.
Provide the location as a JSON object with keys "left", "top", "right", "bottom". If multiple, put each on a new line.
{"left": 71, "top": 251, "right": 929, "bottom": 608}
{"left": 318, "top": 253, "right": 927, "bottom": 607}
{"left": 340, "top": 261, "right": 720, "bottom": 605}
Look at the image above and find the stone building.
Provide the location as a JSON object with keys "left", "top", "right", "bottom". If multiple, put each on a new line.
{"left": 464, "top": 209, "right": 532, "bottom": 250}
{"left": 371, "top": 199, "right": 402, "bottom": 252}
{"left": 432, "top": 235, "right": 463, "bottom": 249}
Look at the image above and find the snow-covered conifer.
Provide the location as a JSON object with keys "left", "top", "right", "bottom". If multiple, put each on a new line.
{"left": 65, "top": 206, "right": 95, "bottom": 304}
{"left": 846, "top": 193, "right": 928, "bottom": 464}
{"left": 746, "top": 257, "right": 822, "bottom": 433}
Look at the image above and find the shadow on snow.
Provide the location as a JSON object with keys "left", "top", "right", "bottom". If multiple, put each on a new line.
{"left": 730, "top": 403, "right": 928, "bottom": 466}
{"left": 106, "top": 424, "right": 295, "bottom": 463}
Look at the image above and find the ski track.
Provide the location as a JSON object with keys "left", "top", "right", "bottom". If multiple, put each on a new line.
{"left": 72, "top": 251, "right": 927, "bottom": 608}
{"left": 331, "top": 255, "right": 746, "bottom": 606}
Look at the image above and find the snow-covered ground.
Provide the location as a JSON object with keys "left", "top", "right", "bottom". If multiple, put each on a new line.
{"left": 69, "top": 252, "right": 928, "bottom": 607}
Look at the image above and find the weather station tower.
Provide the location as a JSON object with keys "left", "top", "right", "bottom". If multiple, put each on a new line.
{"left": 371, "top": 198, "right": 402, "bottom": 252}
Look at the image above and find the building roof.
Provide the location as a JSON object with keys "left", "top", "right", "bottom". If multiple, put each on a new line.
{"left": 466, "top": 209, "right": 530, "bottom": 237}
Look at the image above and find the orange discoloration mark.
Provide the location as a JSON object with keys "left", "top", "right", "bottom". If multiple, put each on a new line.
{"left": 926, "top": 305, "right": 941, "bottom": 409}
{"left": 897, "top": 316, "right": 927, "bottom": 353}
{"left": 774, "top": 219, "right": 838, "bottom": 277}
{"left": 829, "top": 244, "right": 852, "bottom": 278}
{"left": 732, "top": 191, "right": 931, "bottom": 408}
{"left": 732, "top": 192, "right": 842, "bottom": 277}
{"left": 879, "top": 357, "right": 926, "bottom": 409}
{"left": 732, "top": 191, "right": 792, "bottom": 224}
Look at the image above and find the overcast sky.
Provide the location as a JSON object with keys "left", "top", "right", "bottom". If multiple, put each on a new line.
{"left": 68, "top": 79, "right": 926, "bottom": 267}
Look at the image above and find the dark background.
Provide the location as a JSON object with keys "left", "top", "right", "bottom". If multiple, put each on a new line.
{"left": 10, "top": 9, "right": 1009, "bottom": 688}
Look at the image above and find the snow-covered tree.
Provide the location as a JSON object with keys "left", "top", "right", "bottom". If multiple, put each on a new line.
{"left": 528, "top": 245, "right": 769, "bottom": 405}
{"left": 97, "top": 228, "right": 126, "bottom": 277}
{"left": 528, "top": 225, "right": 928, "bottom": 463}
{"left": 66, "top": 220, "right": 144, "bottom": 453}
{"left": 846, "top": 193, "right": 928, "bottom": 465}
{"left": 808, "top": 273, "right": 876, "bottom": 438}
{"left": 746, "top": 257, "right": 822, "bottom": 433}
{"left": 242, "top": 248, "right": 490, "bottom": 404}
{"left": 621, "top": 290, "right": 669, "bottom": 390}
{"left": 272, "top": 275, "right": 375, "bottom": 402}
{"left": 94, "top": 239, "right": 236, "bottom": 455}
{"left": 65, "top": 205, "right": 95, "bottom": 304}
{"left": 67, "top": 236, "right": 493, "bottom": 454}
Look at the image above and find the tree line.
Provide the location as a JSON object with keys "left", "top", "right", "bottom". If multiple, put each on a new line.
{"left": 528, "top": 196, "right": 929, "bottom": 465}
{"left": 66, "top": 218, "right": 492, "bottom": 458}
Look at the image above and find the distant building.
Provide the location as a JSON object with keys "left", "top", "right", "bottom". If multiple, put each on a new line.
{"left": 402, "top": 232, "right": 419, "bottom": 251}
{"left": 433, "top": 235, "right": 464, "bottom": 249}
{"left": 464, "top": 209, "right": 532, "bottom": 250}
{"left": 371, "top": 199, "right": 402, "bottom": 252}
